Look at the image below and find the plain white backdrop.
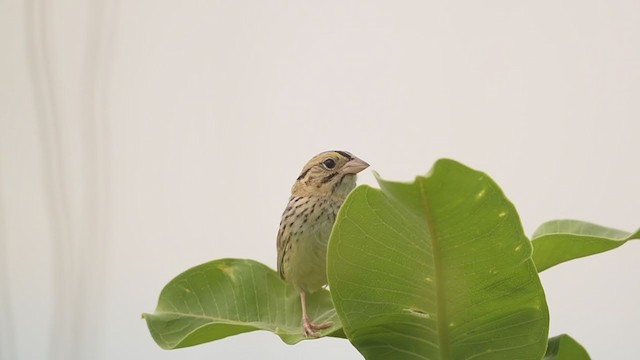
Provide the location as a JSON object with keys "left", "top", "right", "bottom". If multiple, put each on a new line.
{"left": 1, "top": 1, "right": 639, "bottom": 359}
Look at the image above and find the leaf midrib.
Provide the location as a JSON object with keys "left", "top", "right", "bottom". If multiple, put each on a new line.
{"left": 145, "top": 310, "right": 303, "bottom": 331}
{"left": 418, "top": 179, "right": 451, "bottom": 359}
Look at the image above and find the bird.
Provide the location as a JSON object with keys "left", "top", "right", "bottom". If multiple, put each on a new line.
{"left": 277, "top": 150, "right": 369, "bottom": 337}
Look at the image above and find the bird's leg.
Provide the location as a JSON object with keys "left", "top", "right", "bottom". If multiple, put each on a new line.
{"left": 299, "top": 289, "right": 332, "bottom": 337}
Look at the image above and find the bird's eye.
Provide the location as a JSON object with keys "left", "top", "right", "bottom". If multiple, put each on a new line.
{"left": 323, "top": 158, "right": 336, "bottom": 169}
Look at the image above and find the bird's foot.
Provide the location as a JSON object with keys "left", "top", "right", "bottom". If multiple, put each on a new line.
{"left": 302, "top": 318, "right": 333, "bottom": 338}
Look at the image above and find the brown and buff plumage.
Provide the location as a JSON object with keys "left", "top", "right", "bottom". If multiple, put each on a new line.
{"left": 277, "top": 150, "right": 369, "bottom": 337}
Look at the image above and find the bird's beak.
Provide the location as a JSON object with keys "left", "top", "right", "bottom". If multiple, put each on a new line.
{"left": 341, "top": 156, "right": 370, "bottom": 174}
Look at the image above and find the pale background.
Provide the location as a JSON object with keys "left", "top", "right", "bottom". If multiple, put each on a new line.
{"left": 1, "top": 1, "right": 639, "bottom": 359}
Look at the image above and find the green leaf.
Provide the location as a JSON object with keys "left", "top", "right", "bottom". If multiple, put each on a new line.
{"left": 142, "top": 258, "right": 343, "bottom": 349}
{"left": 543, "top": 334, "right": 590, "bottom": 360}
{"left": 531, "top": 220, "right": 640, "bottom": 272}
{"left": 327, "top": 159, "right": 549, "bottom": 360}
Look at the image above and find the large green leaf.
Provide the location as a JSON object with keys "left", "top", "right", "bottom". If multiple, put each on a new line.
{"left": 143, "top": 258, "right": 343, "bottom": 349}
{"left": 532, "top": 220, "right": 640, "bottom": 272}
{"left": 327, "top": 159, "right": 549, "bottom": 360}
{"left": 543, "top": 334, "right": 590, "bottom": 360}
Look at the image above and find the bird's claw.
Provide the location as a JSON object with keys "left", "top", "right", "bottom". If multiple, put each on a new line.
{"left": 303, "top": 319, "right": 333, "bottom": 338}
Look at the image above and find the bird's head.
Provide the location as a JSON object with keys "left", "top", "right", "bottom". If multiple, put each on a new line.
{"left": 292, "top": 151, "right": 369, "bottom": 198}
